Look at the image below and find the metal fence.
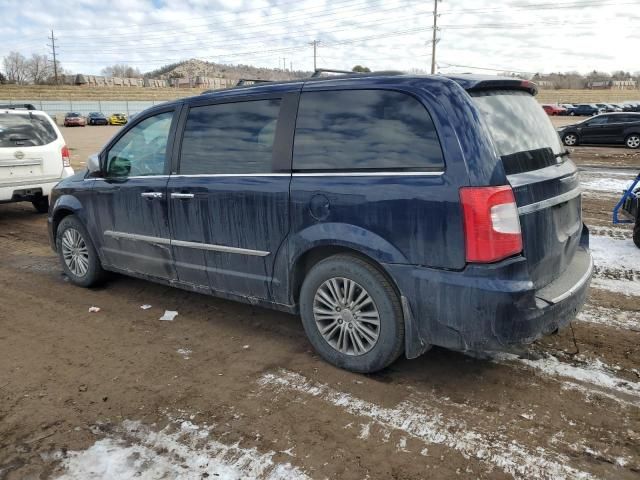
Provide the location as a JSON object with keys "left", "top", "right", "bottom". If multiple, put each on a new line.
{"left": 0, "top": 99, "right": 168, "bottom": 122}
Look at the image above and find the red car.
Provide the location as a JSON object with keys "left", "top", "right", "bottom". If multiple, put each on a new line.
{"left": 63, "top": 112, "right": 86, "bottom": 127}
{"left": 542, "top": 104, "right": 567, "bottom": 116}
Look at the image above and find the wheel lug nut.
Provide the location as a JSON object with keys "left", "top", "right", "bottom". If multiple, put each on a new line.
{"left": 336, "top": 307, "right": 341, "bottom": 312}
{"left": 338, "top": 319, "right": 343, "bottom": 324}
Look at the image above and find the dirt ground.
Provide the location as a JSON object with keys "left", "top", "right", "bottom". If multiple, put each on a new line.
{"left": 0, "top": 125, "right": 639, "bottom": 479}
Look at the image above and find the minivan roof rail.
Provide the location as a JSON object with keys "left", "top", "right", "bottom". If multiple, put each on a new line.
{"left": 0, "top": 103, "right": 36, "bottom": 110}
{"left": 310, "top": 68, "right": 405, "bottom": 78}
{"left": 235, "top": 78, "right": 272, "bottom": 86}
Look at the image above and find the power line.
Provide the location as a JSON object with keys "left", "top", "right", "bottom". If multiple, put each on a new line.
{"left": 46, "top": 30, "right": 59, "bottom": 85}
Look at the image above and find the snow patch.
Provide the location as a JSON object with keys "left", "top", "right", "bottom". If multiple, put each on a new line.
{"left": 580, "top": 177, "right": 632, "bottom": 193}
{"left": 590, "top": 235, "right": 640, "bottom": 273}
{"left": 258, "top": 369, "right": 593, "bottom": 480}
{"left": 56, "top": 420, "right": 309, "bottom": 480}
{"left": 577, "top": 304, "right": 640, "bottom": 331}
{"left": 591, "top": 277, "right": 640, "bottom": 297}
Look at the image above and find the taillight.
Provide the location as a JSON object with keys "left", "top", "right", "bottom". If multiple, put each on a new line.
{"left": 61, "top": 145, "right": 71, "bottom": 167}
{"left": 460, "top": 186, "right": 523, "bottom": 263}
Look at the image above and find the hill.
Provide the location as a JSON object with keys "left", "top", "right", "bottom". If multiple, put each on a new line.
{"left": 144, "top": 58, "right": 310, "bottom": 82}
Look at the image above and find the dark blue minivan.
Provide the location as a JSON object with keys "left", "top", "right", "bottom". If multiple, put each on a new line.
{"left": 48, "top": 73, "right": 593, "bottom": 373}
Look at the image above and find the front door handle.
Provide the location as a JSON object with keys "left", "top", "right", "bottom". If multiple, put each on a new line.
{"left": 141, "top": 192, "right": 164, "bottom": 199}
{"left": 170, "top": 192, "right": 195, "bottom": 199}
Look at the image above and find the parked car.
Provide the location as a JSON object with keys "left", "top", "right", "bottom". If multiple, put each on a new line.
{"left": 63, "top": 112, "right": 86, "bottom": 127}
{"left": 622, "top": 102, "right": 640, "bottom": 112}
{"left": 558, "top": 113, "right": 640, "bottom": 148}
{"left": 48, "top": 74, "right": 592, "bottom": 373}
{"left": 0, "top": 104, "right": 74, "bottom": 212}
{"left": 542, "top": 104, "right": 567, "bottom": 116}
{"left": 108, "top": 113, "right": 128, "bottom": 125}
{"left": 566, "top": 104, "right": 604, "bottom": 116}
{"left": 608, "top": 103, "right": 625, "bottom": 112}
{"left": 87, "top": 112, "right": 109, "bottom": 125}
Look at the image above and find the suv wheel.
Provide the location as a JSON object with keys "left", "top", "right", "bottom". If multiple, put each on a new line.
{"left": 625, "top": 134, "right": 640, "bottom": 149}
{"left": 563, "top": 133, "right": 578, "bottom": 146}
{"left": 634, "top": 217, "right": 640, "bottom": 249}
{"left": 56, "top": 215, "right": 106, "bottom": 287}
{"left": 31, "top": 196, "right": 49, "bottom": 213}
{"left": 299, "top": 254, "right": 404, "bottom": 373}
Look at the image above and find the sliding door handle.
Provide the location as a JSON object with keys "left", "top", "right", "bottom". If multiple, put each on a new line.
{"left": 170, "top": 192, "right": 195, "bottom": 199}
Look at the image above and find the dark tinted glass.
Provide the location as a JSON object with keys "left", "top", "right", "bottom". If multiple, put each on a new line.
{"left": 587, "top": 116, "right": 608, "bottom": 125}
{"left": 180, "top": 99, "right": 281, "bottom": 175}
{"left": 0, "top": 113, "right": 57, "bottom": 147}
{"left": 293, "top": 90, "right": 444, "bottom": 171}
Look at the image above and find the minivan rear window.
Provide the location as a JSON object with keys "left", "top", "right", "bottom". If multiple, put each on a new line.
{"left": 0, "top": 113, "right": 57, "bottom": 148}
{"left": 293, "top": 89, "right": 444, "bottom": 171}
{"left": 471, "top": 90, "right": 563, "bottom": 158}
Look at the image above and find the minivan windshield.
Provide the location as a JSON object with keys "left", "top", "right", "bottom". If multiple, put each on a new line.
{"left": 0, "top": 113, "right": 57, "bottom": 148}
{"left": 471, "top": 90, "right": 563, "bottom": 157}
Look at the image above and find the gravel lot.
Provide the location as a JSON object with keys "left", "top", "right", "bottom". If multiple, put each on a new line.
{"left": 1, "top": 122, "right": 639, "bottom": 479}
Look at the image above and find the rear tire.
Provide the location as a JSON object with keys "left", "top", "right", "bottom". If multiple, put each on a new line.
{"left": 56, "top": 215, "right": 106, "bottom": 287}
{"left": 31, "top": 196, "right": 49, "bottom": 213}
{"left": 299, "top": 254, "right": 405, "bottom": 373}
{"left": 625, "top": 134, "right": 640, "bottom": 149}
{"left": 633, "top": 218, "right": 640, "bottom": 249}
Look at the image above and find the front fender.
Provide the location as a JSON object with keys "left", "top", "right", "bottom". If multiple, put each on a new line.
{"left": 49, "top": 194, "right": 90, "bottom": 252}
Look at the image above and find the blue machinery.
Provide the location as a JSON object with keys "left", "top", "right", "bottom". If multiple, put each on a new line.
{"left": 612, "top": 172, "right": 640, "bottom": 225}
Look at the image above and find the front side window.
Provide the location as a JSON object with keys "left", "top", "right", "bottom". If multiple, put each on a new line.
{"left": 293, "top": 90, "right": 444, "bottom": 171}
{"left": 179, "top": 99, "right": 281, "bottom": 175}
{"left": 0, "top": 113, "right": 57, "bottom": 147}
{"left": 106, "top": 111, "right": 173, "bottom": 178}
{"left": 586, "top": 116, "right": 609, "bottom": 125}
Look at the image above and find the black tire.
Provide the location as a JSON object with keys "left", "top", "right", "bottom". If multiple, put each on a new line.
{"left": 299, "top": 254, "right": 405, "bottom": 373}
{"left": 31, "top": 196, "right": 49, "bottom": 213}
{"left": 56, "top": 215, "right": 106, "bottom": 287}
{"left": 563, "top": 133, "right": 578, "bottom": 147}
{"left": 625, "top": 134, "right": 640, "bottom": 149}
{"left": 633, "top": 217, "right": 640, "bottom": 249}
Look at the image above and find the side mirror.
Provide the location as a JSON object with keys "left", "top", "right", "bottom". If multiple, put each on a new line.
{"left": 87, "top": 153, "right": 101, "bottom": 174}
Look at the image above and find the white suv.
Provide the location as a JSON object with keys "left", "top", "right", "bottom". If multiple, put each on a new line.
{"left": 0, "top": 104, "right": 74, "bottom": 212}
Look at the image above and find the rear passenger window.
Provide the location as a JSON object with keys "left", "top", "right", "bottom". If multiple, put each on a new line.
{"left": 293, "top": 90, "right": 444, "bottom": 171}
{"left": 179, "top": 99, "right": 281, "bottom": 175}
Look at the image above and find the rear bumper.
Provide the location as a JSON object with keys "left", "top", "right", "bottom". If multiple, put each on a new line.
{"left": 0, "top": 168, "right": 73, "bottom": 203}
{"left": 385, "top": 229, "right": 593, "bottom": 356}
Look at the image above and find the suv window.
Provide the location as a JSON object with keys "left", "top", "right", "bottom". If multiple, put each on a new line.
{"left": 0, "top": 113, "right": 57, "bottom": 147}
{"left": 293, "top": 90, "right": 444, "bottom": 171}
{"left": 586, "top": 116, "right": 608, "bottom": 125}
{"left": 179, "top": 99, "right": 281, "bottom": 175}
{"left": 106, "top": 111, "right": 173, "bottom": 178}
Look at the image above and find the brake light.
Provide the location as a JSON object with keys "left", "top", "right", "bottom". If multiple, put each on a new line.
{"left": 61, "top": 145, "right": 71, "bottom": 167}
{"left": 460, "top": 186, "right": 523, "bottom": 263}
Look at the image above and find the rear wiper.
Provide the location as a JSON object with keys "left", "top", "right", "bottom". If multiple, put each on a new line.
{"left": 555, "top": 150, "right": 570, "bottom": 159}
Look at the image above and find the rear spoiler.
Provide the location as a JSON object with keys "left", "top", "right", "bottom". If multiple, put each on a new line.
{"left": 466, "top": 79, "right": 538, "bottom": 96}
{"left": 0, "top": 103, "right": 36, "bottom": 110}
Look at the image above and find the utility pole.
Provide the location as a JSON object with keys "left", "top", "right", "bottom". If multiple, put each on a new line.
{"left": 309, "top": 40, "right": 319, "bottom": 71}
{"left": 431, "top": 0, "right": 438, "bottom": 74}
{"left": 47, "top": 29, "right": 59, "bottom": 85}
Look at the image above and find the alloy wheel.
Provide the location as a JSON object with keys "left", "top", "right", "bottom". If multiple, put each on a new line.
{"left": 61, "top": 228, "right": 90, "bottom": 277}
{"left": 564, "top": 134, "right": 577, "bottom": 146}
{"left": 313, "top": 277, "right": 380, "bottom": 356}
{"left": 626, "top": 135, "right": 640, "bottom": 149}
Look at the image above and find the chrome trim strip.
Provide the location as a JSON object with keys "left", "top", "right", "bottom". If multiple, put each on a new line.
{"left": 546, "top": 254, "right": 594, "bottom": 304}
{"left": 141, "top": 192, "right": 164, "bottom": 199}
{"left": 517, "top": 186, "right": 582, "bottom": 215}
{"left": 104, "top": 230, "right": 171, "bottom": 245}
{"left": 292, "top": 171, "right": 445, "bottom": 177}
{"left": 507, "top": 161, "right": 577, "bottom": 188}
{"left": 170, "top": 192, "right": 195, "bottom": 199}
{"left": 172, "top": 239, "right": 269, "bottom": 256}
{"left": 0, "top": 161, "right": 42, "bottom": 167}
{"left": 103, "top": 230, "right": 269, "bottom": 257}
{"left": 172, "top": 173, "right": 290, "bottom": 178}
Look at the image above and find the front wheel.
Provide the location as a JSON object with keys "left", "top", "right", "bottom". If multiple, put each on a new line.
{"left": 56, "top": 215, "right": 106, "bottom": 287}
{"left": 625, "top": 134, "right": 640, "bottom": 149}
{"left": 31, "top": 196, "right": 49, "bottom": 213}
{"left": 299, "top": 254, "right": 405, "bottom": 373}
{"left": 563, "top": 133, "right": 578, "bottom": 146}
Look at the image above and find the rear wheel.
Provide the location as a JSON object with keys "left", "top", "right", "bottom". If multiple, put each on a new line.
{"left": 56, "top": 215, "right": 106, "bottom": 287}
{"left": 299, "top": 254, "right": 405, "bottom": 373}
{"left": 31, "top": 196, "right": 49, "bottom": 213}
{"left": 625, "top": 134, "right": 640, "bottom": 149}
{"left": 563, "top": 133, "right": 578, "bottom": 146}
{"left": 633, "top": 217, "right": 640, "bottom": 248}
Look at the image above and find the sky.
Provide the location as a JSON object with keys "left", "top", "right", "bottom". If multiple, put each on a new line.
{"left": 0, "top": 0, "right": 638, "bottom": 77}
